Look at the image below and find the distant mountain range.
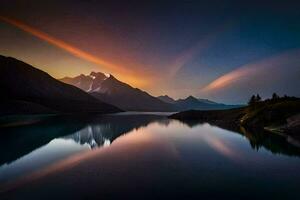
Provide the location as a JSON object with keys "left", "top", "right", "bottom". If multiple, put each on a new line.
{"left": 0, "top": 55, "right": 121, "bottom": 115}
{"left": 0, "top": 55, "right": 242, "bottom": 115}
{"left": 61, "top": 72, "right": 242, "bottom": 111}
{"left": 157, "top": 95, "right": 177, "bottom": 104}
{"left": 158, "top": 95, "right": 240, "bottom": 111}
{"left": 60, "top": 72, "right": 174, "bottom": 111}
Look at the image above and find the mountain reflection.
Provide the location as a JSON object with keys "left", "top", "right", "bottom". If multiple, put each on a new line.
{"left": 64, "top": 125, "right": 113, "bottom": 149}
{"left": 0, "top": 114, "right": 164, "bottom": 165}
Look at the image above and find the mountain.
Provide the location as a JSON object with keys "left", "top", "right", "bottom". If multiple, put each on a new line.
{"left": 175, "top": 96, "right": 204, "bottom": 110}
{"left": 60, "top": 72, "right": 174, "bottom": 111}
{"left": 174, "top": 96, "right": 240, "bottom": 111}
{"left": 160, "top": 95, "right": 241, "bottom": 111}
{"left": 60, "top": 71, "right": 110, "bottom": 92}
{"left": 197, "top": 98, "right": 219, "bottom": 105}
{"left": 175, "top": 96, "right": 241, "bottom": 111}
{"left": 0, "top": 55, "right": 122, "bottom": 115}
{"left": 61, "top": 72, "right": 242, "bottom": 112}
{"left": 157, "top": 95, "right": 176, "bottom": 104}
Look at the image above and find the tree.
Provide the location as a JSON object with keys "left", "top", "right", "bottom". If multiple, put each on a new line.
{"left": 256, "top": 94, "right": 261, "bottom": 102}
{"left": 272, "top": 93, "right": 279, "bottom": 100}
{"left": 248, "top": 95, "right": 256, "bottom": 105}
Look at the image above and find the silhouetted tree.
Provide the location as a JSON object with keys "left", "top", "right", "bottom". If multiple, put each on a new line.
{"left": 248, "top": 95, "right": 256, "bottom": 105}
{"left": 256, "top": 94, "right": 262, "bottom": 102}
{"left": 272, "top": 93, "right": 279, "bottom": 100}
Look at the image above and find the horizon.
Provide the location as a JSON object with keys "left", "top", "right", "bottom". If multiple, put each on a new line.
{"left": 1, "top": 0, "right": 300, "bottom": 104}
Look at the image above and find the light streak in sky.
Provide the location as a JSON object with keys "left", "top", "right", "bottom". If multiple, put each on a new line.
{"left": 0, "top": 16, "right": 147, "bottom": 87}
{"left": 202, "top": 49, "right": 300, "bottom": 92}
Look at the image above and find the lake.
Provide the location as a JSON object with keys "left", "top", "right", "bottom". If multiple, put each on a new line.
{"left": 0, "top": 113, "right": 300, "bottom": 199}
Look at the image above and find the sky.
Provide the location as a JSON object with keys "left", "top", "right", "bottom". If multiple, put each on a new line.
{"left": 0, "top": 0, "right": 300, "bottom": 103}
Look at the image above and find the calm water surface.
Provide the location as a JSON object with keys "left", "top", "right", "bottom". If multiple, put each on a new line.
{"left": 0, "top": 113, "right": 300, "bottom": 199}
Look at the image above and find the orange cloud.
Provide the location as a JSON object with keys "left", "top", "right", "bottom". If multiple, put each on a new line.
{"left": 0, "top": 16, "right": 148, "bottom": 87}
{"left": 202, "top": 49, "right": 300, "bottom": 92}
{"left": 202, "top": 67, "right": 256, "bottom": 92}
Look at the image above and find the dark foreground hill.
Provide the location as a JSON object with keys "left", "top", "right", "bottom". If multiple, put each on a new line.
{"left": 0, "top": 55, "right": 122, "bottom": 115}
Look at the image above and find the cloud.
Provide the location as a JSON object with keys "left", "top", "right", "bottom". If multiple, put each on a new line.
{"left": 167, "top": 23, "right": 233, "bottom": 79}
{"left": 0, "top": 17, "right": 121, "bottom": 71}
{"left": 168, "top": 34, "right": 216, "bottom": 78}
{"left": 0, "top": 16, "right": 148, "bottom": 87}
{"left": 201, "top": 49, "right": 300, "bottom": 102}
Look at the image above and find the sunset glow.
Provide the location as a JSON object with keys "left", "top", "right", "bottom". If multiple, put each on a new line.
{"left": 0, "top": 16, "right": 148, "bottom": 88}
{"left": 202, "top": 67, "right": 256, "bottom": 92}
{"left": 202, "top": 49, "right": 300, "bottom": 95}
{"left": 1, "top": 1, "right": 299, "bottom": 102}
